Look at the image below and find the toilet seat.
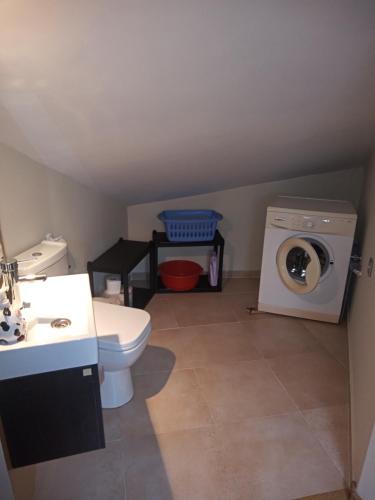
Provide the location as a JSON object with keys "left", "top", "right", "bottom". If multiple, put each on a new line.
{"left": 93, "top": 300, "right": 151, "bottom": 352}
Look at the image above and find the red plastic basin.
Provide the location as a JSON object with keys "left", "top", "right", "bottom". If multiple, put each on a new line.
{"left": 159, "top": 260, "right": 203, "bottom": 291}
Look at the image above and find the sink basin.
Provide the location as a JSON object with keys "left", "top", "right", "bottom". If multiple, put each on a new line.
{"left": 0, "top": 274, "right": 98, "bottom": 380}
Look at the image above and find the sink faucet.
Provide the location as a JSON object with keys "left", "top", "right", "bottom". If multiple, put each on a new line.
{"left": 0, "top": 258, "right": 47, "bottom": 307}
{"left": 0, "top": 257, "right": 47, "bottom": 345}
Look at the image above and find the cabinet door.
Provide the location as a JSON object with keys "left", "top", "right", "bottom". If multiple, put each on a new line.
{"left": 0, "top": 365, "right": 105, "bottom": 468}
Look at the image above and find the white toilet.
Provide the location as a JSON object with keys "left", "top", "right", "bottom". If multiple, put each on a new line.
{"left": 16, "top": 239, "right": 152, "bottom": 408}
{"left": 92, "top": 299, "right": 151, "bottom": 408}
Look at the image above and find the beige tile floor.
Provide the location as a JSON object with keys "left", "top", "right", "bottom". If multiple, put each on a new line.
{"left": 11, "top": 278, "right": 350, "bottom": 500}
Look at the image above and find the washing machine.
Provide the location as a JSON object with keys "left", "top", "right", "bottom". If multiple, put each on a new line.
{"left": 258, "top": 196, "right": 357, "bottom": 323}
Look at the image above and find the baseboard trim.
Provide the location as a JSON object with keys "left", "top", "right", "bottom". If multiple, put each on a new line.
{"left": 222, "top": 270, "right": 260, "bottom": 279}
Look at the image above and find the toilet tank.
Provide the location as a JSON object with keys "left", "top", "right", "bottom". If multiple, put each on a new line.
{"left": 16, "top": 240, "right": 69, "bottom": 277}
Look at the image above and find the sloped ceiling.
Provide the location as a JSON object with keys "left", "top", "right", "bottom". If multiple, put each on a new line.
{"left": 1, "top": 1, "right": 375, "bottom": 204}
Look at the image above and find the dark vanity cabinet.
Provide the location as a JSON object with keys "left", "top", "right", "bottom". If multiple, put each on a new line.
{"left": 0, "top": 365, "right": 105, "bottom": 468}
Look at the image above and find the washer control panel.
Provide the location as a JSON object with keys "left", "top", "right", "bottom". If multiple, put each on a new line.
{"left": 267, "top": 211, "right": 356, "bottom": 237}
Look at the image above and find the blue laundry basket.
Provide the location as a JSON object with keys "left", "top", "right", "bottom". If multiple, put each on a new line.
{"left": 158, "top": 210, "right": 223, "bottom": 242}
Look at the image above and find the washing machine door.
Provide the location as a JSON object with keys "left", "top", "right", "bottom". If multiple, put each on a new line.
{"left": 276, "top": 237, "right": 324, "bottom": 294}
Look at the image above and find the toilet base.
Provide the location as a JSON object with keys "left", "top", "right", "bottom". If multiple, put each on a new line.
{"left": 100, "top": 367, "right": 134, "bottom": 409}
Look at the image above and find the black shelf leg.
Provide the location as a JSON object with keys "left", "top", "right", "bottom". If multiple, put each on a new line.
{"left": 217, "top": 240, "right": 224, "bottom": 292}
{"left": 122, "top": 272, "right": 129, "bottom": 306}
{"left": 151, "top": 243, "right": 158, "bottom": 292}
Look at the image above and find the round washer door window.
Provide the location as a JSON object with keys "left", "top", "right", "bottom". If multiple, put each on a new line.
{"left": 276, "top": 237, "right": 322, "bottom": 294}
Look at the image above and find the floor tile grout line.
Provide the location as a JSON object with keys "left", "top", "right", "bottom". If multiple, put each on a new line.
{"left": 267, "top": 358, "right": 348, "bottom": 485}
{"left": 146, "top": 327, "right": 348, "bottom": 371}
{"left": 116, "top": 410, "right": 320, "bottom": 441}
{"left": 264, "top": 355, "right": 348, "bottom": 415}
{"left": 166, "top": 295, "right": 179, "bottom": 331}
{"left": 152, "top": 318, "right": 243, "bottom": 333}
{"left": 104, "top": 405, "right": 349, "bottom": 443}
{"left": 208, "top": 409, "right": 311, "bottom": 428}
{"left": 302, "top": 322, "right": 349, "bottom": 370}
{"left": 298, "top": 408, "right": 349, "bottom": 485}
{"left": 262, "top": 347, "right": 349, "bottom": 372}
{"left": 149, "top": 308, "right": 289, "bottom": 332}
{"left": 191, "top": 360, "right": 322, "bottom": 429}
{"left": 133, "top": 355, "right": 274, "bottom": 379}
{"left": 121, "top": 422, "right": 215, "bottom": 443}
{"left": 301, "top": 403, "right": 351, "bottom": 480}
{"left": 308, "top": 330, "right": 349, "bottom": 370}
{"left": 264, "top": 358, "right": 301, "bottom": 413}
{"left": 168, "top": 314, "right": 332, "bottom": 328}
{"left": 174, "top": 319, "right": 241, "bottom": 329}
{"left": 132, "top": 366, "right": 200, "bottom": 380}
{"left": 110, "top": 410, "right": 352, "bottom": 448}
{"left": 254, "top": 344, "right": 331, "bottom": 363}
{"left": 296, "top": 320, "right": 344, "bottom": 361}
{"left": 191, "top": 367, "right": 218, "bottom": 427}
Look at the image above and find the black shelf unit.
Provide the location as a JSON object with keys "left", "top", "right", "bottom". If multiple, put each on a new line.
{"left": 152, "top": 230, "right": 225, "bottom": 293}
{"left": 87, "top": 238, "right": 154, "bottom": 309}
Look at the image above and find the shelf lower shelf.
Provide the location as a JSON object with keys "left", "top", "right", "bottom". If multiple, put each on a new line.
{"left": 156, "top": 275, "right": 221, "bottom": 294}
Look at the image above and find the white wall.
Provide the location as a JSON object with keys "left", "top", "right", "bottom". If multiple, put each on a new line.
{"left": 348, "top": 154, "right": 375, "bottom": 489}
{"left": 128, "top": 167, "right": 364, "bottom": 273}
{"left": 0, "top": 143, "right": 127, "bottom": 272}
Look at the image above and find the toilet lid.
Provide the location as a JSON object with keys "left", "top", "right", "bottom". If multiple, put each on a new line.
{"left": 93, "top": 300, "right": 151, "bottom": 352}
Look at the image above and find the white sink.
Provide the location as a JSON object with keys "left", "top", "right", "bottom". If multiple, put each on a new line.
{"left": 0, "top": 274, "right": 98, "bottom": 380}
